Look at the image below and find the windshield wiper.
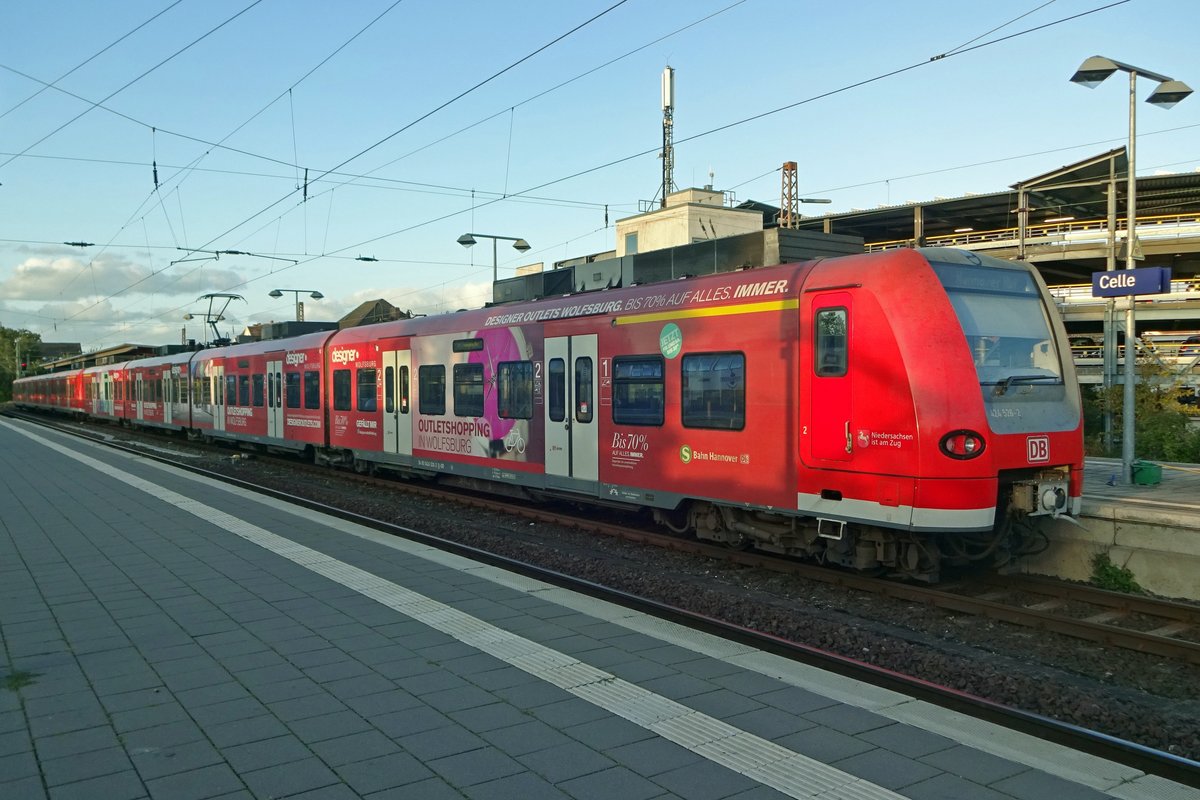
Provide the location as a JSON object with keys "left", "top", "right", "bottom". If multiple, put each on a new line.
{"left": 992, "top": 374, "right": 1057, "bottom": 396}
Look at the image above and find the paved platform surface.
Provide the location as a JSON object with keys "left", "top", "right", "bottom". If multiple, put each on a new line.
{"left": 1083, "top": 456, "right": 1200, "bottom": 513}
{"left": 1, "top": 417, "right": 1196, "bottom": 800}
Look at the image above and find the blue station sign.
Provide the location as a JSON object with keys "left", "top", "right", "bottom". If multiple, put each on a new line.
{"left": 1091, "top": 266, "right": 1172, "bottom": 298}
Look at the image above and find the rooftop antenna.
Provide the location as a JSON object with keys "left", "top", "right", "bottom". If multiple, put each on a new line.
{"left": 660, "top": 66, "right": 676, "bottom": 208}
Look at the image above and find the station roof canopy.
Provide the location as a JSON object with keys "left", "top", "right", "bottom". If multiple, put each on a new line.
{"left": 781, "top": 148, "right": 1200, "bottom": 245}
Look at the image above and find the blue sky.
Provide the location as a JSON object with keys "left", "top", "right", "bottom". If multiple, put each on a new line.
{"left": 2, "top": 0, "right": 1197, "bottom": 349}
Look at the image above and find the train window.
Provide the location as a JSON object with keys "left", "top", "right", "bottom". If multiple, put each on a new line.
{"left": 612, "top": 356, "right": 664, "bottom": 426}
{"left": 548, "top": 358, "right": 565, "bottom": 422}
{"left": 575, "top": 358, "right": 593, "bottom": 424}
{"left": 931, "top": 261, "right": 1063, "bottom": 385}
{"left": 419, "top": 365, "right": 446, "bottom": 415}
{"left": 286, "top": 373, "right": 302, "bottom": 408}
{"left": 275, "top": 371, "right": 283, "bottom": 408}
{"left": 238, "top": 375, "right": 250, "bottom": 406}
{"left": 385, "top": 366, "right": 395, "bottom": 414}
{"left": 304, "top": 371, "right": 320, "bottom": 409}
{"left": 400, "top": 365, "right": 410, "bottom": 414}
{"left": 252, "top": 374, "right": 264, "bottom": 407}
{"left": 333, "top": 370, "right": 351, "bottom": 411}
{"left": 497, "top": 361, "right": 533, "bottom": 419}
{"left": 682, "top": 352, "right": 745, "bottom": 430}
{"left": 357, "top": 368, "right": 377, "bottom": 412}
{"left": 815, "top": 309, "right": 848, "bottom": 377}
{"left": 453, "top": 363, "right": 484, "bottom": 417}
{"left": 226, "top": 375, "right": 237, "bottom": 406}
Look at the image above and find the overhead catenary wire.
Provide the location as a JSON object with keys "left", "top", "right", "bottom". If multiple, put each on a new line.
{"left": 11, "top": 0, "right": 1154, "bottom": 341}
{"left": 0, "top": 0, "right": 186, "bottom": 123}
{"left": 0, "top": 0, "right": 268, "bottom": 173}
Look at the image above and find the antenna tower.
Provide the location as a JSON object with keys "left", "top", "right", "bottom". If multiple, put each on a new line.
{"left": 660, "top": 66, "right": 676, "bottom": 208}
{"left": 780, "top": 161, "right": 798, "bottom": 229}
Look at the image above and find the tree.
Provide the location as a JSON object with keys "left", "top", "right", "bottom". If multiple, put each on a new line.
{"left": 0, "top": 326, "right": 44, "bottom": 402}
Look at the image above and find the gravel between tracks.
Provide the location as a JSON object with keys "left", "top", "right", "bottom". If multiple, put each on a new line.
{"left": 50, "top": 421, "right": 1200, "bottom": 762}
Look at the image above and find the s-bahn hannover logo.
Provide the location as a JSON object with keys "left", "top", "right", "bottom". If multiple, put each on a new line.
{"left": 1026, "top": 435, "right": 1050, "bottom": 463}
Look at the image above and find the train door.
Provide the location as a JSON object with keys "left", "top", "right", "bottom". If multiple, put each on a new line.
{"left": 382, "top": 350, "right": 413, "bottom": 457}
{"left": 162, "top": 370, "right": 172, "bottom": 424}
{"left": 212, "top": 364, "right": 225, "bottom": 431}
{"left": 809, "top": 293, "right": 854, "bottom": 463}
{"left": 135, "top": 373, "right": 145, "bottom": 421}
{"left": 266, "top": 359, "right": 283, "bottom": 438}
{"left": 545, "top": 334, "right": 599, "bottom": 488}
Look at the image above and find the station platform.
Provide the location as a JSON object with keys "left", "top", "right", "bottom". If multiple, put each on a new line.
{"left": 0, "top": 416, "right": 1194, "bottom": 800}
{"left": 1021, "top": 457, "right": 1200, "bottom": 599}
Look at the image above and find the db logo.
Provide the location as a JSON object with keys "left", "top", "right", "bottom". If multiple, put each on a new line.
{"left": 1026, "top": 435, "right": 1050, "bottom": 463}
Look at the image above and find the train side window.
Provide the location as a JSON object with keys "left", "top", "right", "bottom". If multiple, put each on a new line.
{"left": 400, "top": 365, "right": 410, "bottom": 414}
{"left": 275, "top": 371, "right": 283, "bottom": 408}
{"left": 252, "top": 374, "right": 264, "bottom": 407}
{"left": 612, "top": 356, "right": 664, "bottom": 426}
{"left": 238, "top": 375, "right": 250, "bottom": 406}
{"left": 575, "top": 357, "right": 593, "bottom": 424}
{"left": 304, "top": 370, "right": 320, "bottom": 409}
{"left": 682, "top": 352, "right": 745, "bottom": 430}
{"left": 419, "top": 365, "right": 446, "bottom": 415}
{"left": 815, "top": 308, "right": 848, "bottom": 377}
{"left": 548, "top": 358, "right": 565, "bottom": 422}
{"left": 453, "top": 363, "right": 484, "bottom": 417}
{"left": 226, "top": 375, "right": 237, "bottom": 406}
{"left": 286, "top": 373, "right": 302, "bottom": 408}
{"left": 497, "top": 361, "right": 533, "bottom": 419}
{"left": 357, "top": 368, "right": 378, "bottom": 412}
{"left": 333, "top": 369, "right": 351, "bottom": 411}
{"left": 385, "top": 366, "right": 395, "bottom": 414}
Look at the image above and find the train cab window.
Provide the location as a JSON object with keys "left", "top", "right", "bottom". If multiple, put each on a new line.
{"left": 418, "top": 365, "right": 446, "bottom": 415}
{"left": 286, "top": 373, "right": 302, "bottom": 408}
{"left": 682, "top": 352, "right": 745, "bottom": 430}
{"left": 333, "top": 370, "right": 351, "bottom": 411}
{"left": 453, "top": 363, "right": 484, "bottom": 417}
{"left": 252, "top": 375, "right": 264, "bottom": 407}
{"left": 814, "top": 308, "right": 848, "bottom": 377}
{"left": 226, "top": 375, "right": 237, "bottom": 406}
{"left": 547, "top": 358, "right": 565, "bottom": 423}
{"left": 304, "top": 370, "right": 320, "bottom": 409}
{"left": 357, "top": 368, "right": 378, "bottom": 412}
{"left": 497, "top": 361, "right": 533, "bottom": 419}
{"left": 238, "top": 375, "right": 250, "bottom": 406}
{"left": 400, "top": 366, "right": 410, "bottom": 414}
{"left": 575, "top": 358, "right": 593, "bottom": 424}
{"left": 612, "top": 356, "right": 664, "bottom": 426}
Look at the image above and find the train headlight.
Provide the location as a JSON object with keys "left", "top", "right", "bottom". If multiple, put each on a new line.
{"left": 939, "top": 429, "right": 986, "bottom": 459}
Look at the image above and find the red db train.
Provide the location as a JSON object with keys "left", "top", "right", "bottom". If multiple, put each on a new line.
{"left": 13, "top": 248, "right": 1083, "bottom": 580}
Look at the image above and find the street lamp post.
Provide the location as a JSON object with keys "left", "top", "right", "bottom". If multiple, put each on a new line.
{"left": 269, "top": 288, "right": 324, "bottom": 322}
{"left": 1070, "top": 56, "right": 1191, "bottom": 484}
{"left": 457, "top": 233, "right": 531, "bottom": 295}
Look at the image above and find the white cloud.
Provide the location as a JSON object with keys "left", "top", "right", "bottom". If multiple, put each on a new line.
{"left": 0, "top": 252, "right": 247, "bottom": 302}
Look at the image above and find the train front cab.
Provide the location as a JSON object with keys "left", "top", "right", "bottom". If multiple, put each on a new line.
{"left": 795, "top": 248, "right": 1082, "bottom": 578}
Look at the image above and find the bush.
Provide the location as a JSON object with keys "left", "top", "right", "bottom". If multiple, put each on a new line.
{"left": 1081, "top": 363, "right": 1200, "bottom": 462}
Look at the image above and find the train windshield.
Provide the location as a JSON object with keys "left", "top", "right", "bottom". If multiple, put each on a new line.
{"left": 931, "top": 261, "right": 1063, "bottom": 386}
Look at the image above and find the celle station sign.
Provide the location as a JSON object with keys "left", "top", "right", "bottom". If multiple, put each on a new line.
{"left": 1092, "top": 266, "right": 1172, "bottom": 297}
